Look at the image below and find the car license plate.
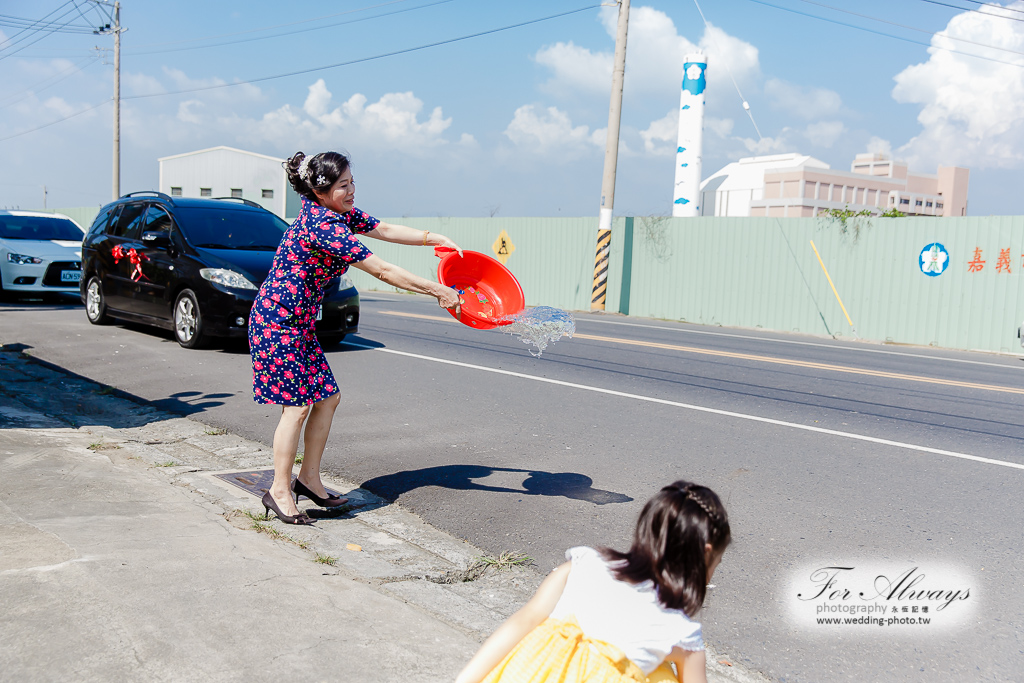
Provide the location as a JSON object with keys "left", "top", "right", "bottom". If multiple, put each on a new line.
{"left": 61, "top": 270, "right": 81, "bottom": 283}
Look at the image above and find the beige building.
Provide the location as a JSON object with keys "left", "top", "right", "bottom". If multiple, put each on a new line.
{"left": 701, "top": 152, "right": 969, "bottom": 218}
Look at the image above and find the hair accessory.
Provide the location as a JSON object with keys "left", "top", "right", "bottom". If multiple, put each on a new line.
{"left": 297, "top": 155, "right": 313, "bottom": 181}
{"left": 315, "top": 174, "right": 326, "bottom": 186}
{"left": 686, "top": 490, "right": 716, "bottom": 520}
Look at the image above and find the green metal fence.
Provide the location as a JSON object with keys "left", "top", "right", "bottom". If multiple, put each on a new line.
{"left": 619, "top": 215, "right": 1024, "bottom": 354}
{"left": 33, "top": 206, "right": 1024, "bottom": 353}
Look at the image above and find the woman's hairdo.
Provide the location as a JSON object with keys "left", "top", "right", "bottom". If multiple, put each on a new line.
{"left": 601, "top": 480, "right": 731, "bottom": 617}
{"left": 284, "top": 151, "right": 351, "bottom": 203}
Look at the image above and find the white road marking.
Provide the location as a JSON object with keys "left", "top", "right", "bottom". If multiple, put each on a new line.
{"left": 341, "top": 340, "right": 1024, "bottom": 472}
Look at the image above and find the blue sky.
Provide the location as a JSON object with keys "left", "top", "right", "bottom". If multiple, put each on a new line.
{"left": 1, "top": 0, "right": 1021, "bottom": 216}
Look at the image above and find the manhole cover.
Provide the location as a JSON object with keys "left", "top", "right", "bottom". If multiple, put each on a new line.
{"left": 213, "top": 469, "right": 345, "bottom": 501}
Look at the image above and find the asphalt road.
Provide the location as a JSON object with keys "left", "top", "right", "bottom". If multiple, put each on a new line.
{"left": 2, "top": 291, "right": 1023, "bottom": 682}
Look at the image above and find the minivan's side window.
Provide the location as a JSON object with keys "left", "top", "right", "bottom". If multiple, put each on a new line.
{"left": 88, "top": 205, "right": 117, "bottom": 238}
{"left": 107, "top": 203, "right": 146, "bottom": 238}
{"left": 142, "top": 205, "right": 173, "bottom": 234}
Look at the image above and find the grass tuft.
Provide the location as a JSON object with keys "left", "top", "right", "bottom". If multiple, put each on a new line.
{"left": 204, "top": 427, "right": 227, "bottom": 436}
{"left": 294, "top": 451, "right": 304, "bottom": 464}
{"left": 155, "top": 461, "right": 177, "bottom": 467}
{"left": 314, "top": 553, "right": 338, "bottom": 566}
{"left": 475, "top": 551, "right": 534, "bottom": 572}
{"left": 242, "top": 509, "right": 309, "bottom": 549}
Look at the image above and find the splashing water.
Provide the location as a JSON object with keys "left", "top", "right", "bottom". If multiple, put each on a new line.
{"left": 499, "top": 306, "right": 576, "bottom": 357}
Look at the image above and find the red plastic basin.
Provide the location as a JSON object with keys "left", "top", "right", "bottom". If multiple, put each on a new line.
{"left": 435, "top": 247, "right": 525, "bottom": 330}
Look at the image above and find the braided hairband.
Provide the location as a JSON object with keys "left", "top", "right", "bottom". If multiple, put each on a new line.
{"left": 669, "top": 484, "right": 716, "bottom": 521}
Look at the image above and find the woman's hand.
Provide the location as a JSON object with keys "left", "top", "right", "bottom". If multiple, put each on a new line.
{"left": 431, "top": 233, "right": 463, "bottom": 257}
{"left": 436, "top": 285, "right": 462, "bottom": 317}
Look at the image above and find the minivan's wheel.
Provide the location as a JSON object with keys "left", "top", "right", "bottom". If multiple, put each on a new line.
{"left": 173, "top": 289, "right": 207, "bottom": 349}
{"left": 85, "top": 276, "right": 112, "bottom": 324}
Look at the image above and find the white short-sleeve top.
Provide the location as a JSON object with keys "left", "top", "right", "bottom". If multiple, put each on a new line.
{"left": 548, "top": 546, "right": 704, "bottom": 674}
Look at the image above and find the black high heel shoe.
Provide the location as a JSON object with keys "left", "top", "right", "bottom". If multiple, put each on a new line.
{"left": 292, "top": 478, "right": 350, "bottom": 508}
{"left": 262, "top": 492, "right": 315, "bottom": 525}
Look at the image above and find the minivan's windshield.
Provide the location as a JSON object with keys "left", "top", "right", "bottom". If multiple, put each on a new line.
{"left": 175, "top": 207, "right": 288, "bottom": 251}
{"left": 0, "top": 215, "right": 84, "bottom": 241}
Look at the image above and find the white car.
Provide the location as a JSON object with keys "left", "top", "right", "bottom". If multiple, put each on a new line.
{"left": 0, "top": 210, "right": 85, "bottom": 299}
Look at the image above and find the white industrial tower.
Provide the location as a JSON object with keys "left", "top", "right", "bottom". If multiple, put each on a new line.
{"left": 673, "top": 51, "right": 707, "bottom": 217}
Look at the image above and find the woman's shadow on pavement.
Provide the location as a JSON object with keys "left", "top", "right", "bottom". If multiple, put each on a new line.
{"left": 361, "top": 464, "right": 633, "bottom": 506}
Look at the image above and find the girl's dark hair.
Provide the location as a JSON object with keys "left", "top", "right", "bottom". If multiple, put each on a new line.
{"left": 284, "top": 151, "right": 350, "bottom": 202}
{"left": 601, "top": 481, "right": 730, "bottom": 617}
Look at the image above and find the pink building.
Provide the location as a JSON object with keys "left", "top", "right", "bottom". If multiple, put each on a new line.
{"left": 701, "top": 152, "right": 969, "bottom": 218}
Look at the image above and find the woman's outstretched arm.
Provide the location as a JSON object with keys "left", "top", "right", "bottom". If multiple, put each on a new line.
{"left": 455, "top": 562, "right": 571, "bottom": 683}
{"left": 351, "top": 254, "right": 460, "bottom": 311}
{"left": 365, "top": 222, "right": 462, "bottom": 255}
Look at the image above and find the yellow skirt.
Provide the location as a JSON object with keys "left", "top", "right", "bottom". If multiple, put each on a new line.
{"left": 481, "top": 617, "right": 679, "bottom": 683}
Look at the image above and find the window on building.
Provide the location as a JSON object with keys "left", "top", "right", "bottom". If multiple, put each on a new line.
{"left": 916, "top": 200, "right": 923, "bottom": 206}
{"left": 170, "top": 187, "right": 182, "bottom": 197}
{"left": 200, "top": 188, "right": 212, "bottom": 197}
{"left": 230, "top": 188, "right": 243, "bottom": 198}
{"left": 262, "top": 189, "right": 273, "bottom": 199}
{"left": 900, "top": 198, "right": 910, "bottom": 205}
{"left": 936, "top": 202, "right": 944, "bottom": 209}
{"left": 926, "top": 201, "right": 933, "bottom": 207}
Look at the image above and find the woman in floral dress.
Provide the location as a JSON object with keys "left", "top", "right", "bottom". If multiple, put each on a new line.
{"left": 249, "top": 151, "right": 461, "bottom": 524}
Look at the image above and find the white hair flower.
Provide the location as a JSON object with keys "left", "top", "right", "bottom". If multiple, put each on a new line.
{"left": 297, "top": 155, "right": 313, "bottom": 181}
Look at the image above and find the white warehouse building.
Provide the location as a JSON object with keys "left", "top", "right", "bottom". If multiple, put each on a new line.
{"left": 157, "top": 146, "right": 301, "bottom": 220}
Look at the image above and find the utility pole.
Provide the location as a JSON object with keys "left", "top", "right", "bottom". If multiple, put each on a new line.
{"left": 93, "top": 1, "right": 122, "bottom": 200}
{"left": 590, "top": 0, "right": 630, "bottom": 312}
{"left": 112, "top": 1, "right": 121, "bottom": 200}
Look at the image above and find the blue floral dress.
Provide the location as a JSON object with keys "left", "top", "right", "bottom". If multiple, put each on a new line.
{"left": 248, "top": 197, "right": 378, "bottom": 405}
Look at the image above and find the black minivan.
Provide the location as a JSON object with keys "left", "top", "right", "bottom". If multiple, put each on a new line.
{"left": 81, "top": 192, "right": 359, "bottom": 348}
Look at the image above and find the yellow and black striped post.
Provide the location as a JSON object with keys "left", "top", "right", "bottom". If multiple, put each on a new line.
{"left": 590, "top": 227, "right": 612, "bottom": 310}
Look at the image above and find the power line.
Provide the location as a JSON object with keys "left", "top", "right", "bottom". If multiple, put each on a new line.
{"left": 0, "top": 99, "right": 108, "bottom": 143}
{"left": 126, "top": 0, "right": 457, "bottom": 56}
{"left": 743, "top": 0, "right": 1024, "bottom": 68}
{"left": 0, "top": 3, "right": 94, "bottom": 61}
{"left": 126, "top": 0, "right": 428, "bottom": 51}
{"left": 794, "top": 0, "right": 1024, "bottom": 56}
{"left": 914, "top": 0, "right": 1024, "bottom": 18}
{"left": 0, "top": 4, "right": 603, "bottom": 143}
{"left": 0, "top": 54, "right": 100, "bottom": 110}
{"left": 692, "top": 0, "right": 763, "bottom": 140}
{"left": 123, "top": 4, "right": 603, "bottom": 101}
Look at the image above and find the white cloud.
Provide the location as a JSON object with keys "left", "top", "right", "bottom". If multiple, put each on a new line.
{"left": 640, "top": 111, "right": 677, "bottom": 155}
{"left": 866, "top": 136, "right": 892, "bottom": 156}
{"left": 804, "top": 121, "right": 845, "bottom": 148}
{"left": 764, "top": 78, "right": 842, "bottom": 120}
{"left": 177, "top": 100, "right": 204, "bottom": 124}
{"left": 235, "top": 79, "right": 453, "bottom": 153}
{"left": 124, "top": 72, "right": 165, "bottom": 97}
{"left": 42, "top": 96, "right": 76, "bottom": 118}
{"left": 707, "top": 117, "right": 735, "bottom": 138}
{"left": 892, "top": 0, "right": 1024, "bottom": 168}
{"left": 503, "top": 104, "right": 602, "bottom": 157}
{"left": 535, "top": 5, "right": 759, "bottom": 106}
{"left": 534, "top": 41, "right": 611, "bottom": 94}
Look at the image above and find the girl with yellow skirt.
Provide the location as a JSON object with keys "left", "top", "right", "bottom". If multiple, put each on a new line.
{"left": 456, "top": 481, "right": 731, "bottom": 683}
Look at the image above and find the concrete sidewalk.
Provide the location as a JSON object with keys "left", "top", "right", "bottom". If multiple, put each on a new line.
{"left": 0, "top": 346, "right": 763, "bottom": 683}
